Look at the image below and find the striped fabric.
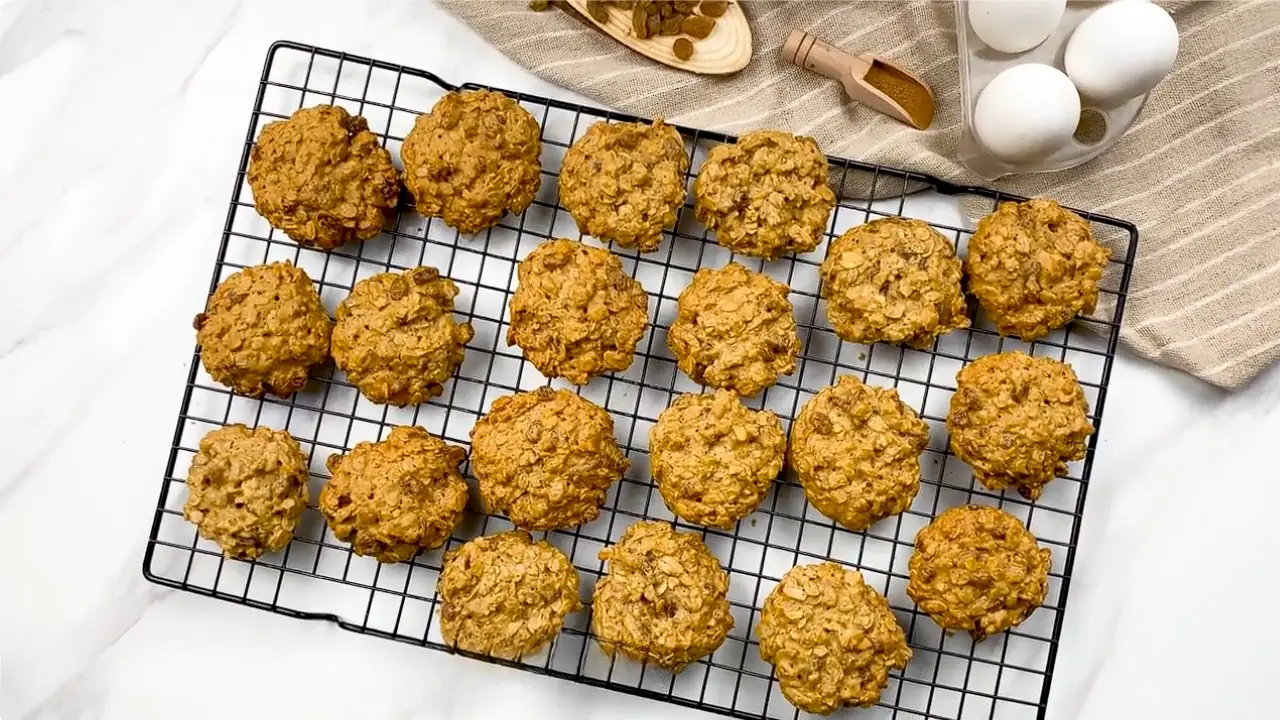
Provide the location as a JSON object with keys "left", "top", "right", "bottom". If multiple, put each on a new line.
{"left": 443, "top": 0, "right": 1280, "bottom": 390}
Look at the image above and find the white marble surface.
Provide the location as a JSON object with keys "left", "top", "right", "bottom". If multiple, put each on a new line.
{"left": 0, "top": 1, "right": 1277, "bottom": 719}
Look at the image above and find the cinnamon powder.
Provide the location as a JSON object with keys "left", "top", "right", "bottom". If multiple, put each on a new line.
{"left": 863, "top": 61, "right": 934, "bottom": 129}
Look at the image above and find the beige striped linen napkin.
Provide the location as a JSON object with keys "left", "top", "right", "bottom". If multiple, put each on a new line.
{"left": 442, "top": 0, "right": 1280, "bottom": 390}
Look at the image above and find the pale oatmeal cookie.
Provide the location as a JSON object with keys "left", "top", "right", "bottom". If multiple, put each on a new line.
{"left": 318, "top": 426, "right": 468, "bottom": 563}
{"left": 666, "top": 263, "right": 800, "bottom": 396}
{"left": 401, "top": 90, "right": 542, "bottom": 235}
{"left": 947, "top": 352, "right": 1093, "bottom": 500}
{"left": 559, "top": 119, "right": 689, "bottom": 251}
{"left": 247, "top": 105, "right": 399, "bottom": 249}
{"left": 758, "top": 562, "right": 911, "bottom": 715}
{"left": 194, "top": 261, "right": 331, "bottom": 398}
{"left": 438, "top": 531, "right": 582, "bottom": 660}
{"left": 907, "top": 504, "right": 1052, "bottom": 640}
{"left": 591, "top": 521, "right": 733, "bottom": 671}
{"left": 470, "top": 388, "right": 628, "bottom": 530}
{"left": 649, "top": 391, "right": 785, "bottom": 528}
{"left": 966, "top": 198, "right": 1111, "bottom": 340}
{"left": 789, "top": 375, "right": 929, "bottom": 531}
{"left": 184, "top": 424, "right": 309, "bottom": 560}
{"left": 330, "top": 267, "right": 474, "bottom": 406}
{"left": 693, "top": 130, "right": 836, "bottom": 259}
{"left": 821, "top": 217, "right": 969, "bottom": 348}
{"left": 507, "top": 239, "right": 650, "bottom": 384}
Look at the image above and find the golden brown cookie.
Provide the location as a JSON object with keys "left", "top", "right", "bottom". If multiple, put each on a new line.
{"left": 195, "top": 262, "right": 331, "bottom": 398}
{"left": 758, "top": 562, "right": 910, "bottom": 715}
{"left": 318, "top": 426, "right": 467, "bottom": 563}
{"left": 331, "top": 267, "right": 473, "bottom": 406}
{"left": 907, "top": 504, "right": 1051, "bottom": 640}
{"left": 947, "top": 352, "right": 1092, "bottom": 500}
{"left": 820, "top": 217, "right": 969, "bottom": 348}
{"left": 966, "top": 198, "right": 1111, "bottom": 340}
{"left": 591, "top": 521, "right": 733, "bottom": 671}
{"left": 790, "top": 376, "right": 929, "bottom": 531}
{"left": 507, "top": 239, "right": 650, "bottom": 384}
{"left": 693, "top": 130, "right": 836, "bottom": 259}
{"left": 438, "top": 531, "right": 582, "bottom": 660}
{"left": 649, "top": 391, "right": 785, "bottom": 528}
{"left": 559, "top": 120, "right": 689, "bottom": 251}
{"left": 184, "top": 424, "right": 309, "bottom": 560}
{"left": 666, "top": 262, "right": 800, "bottom": 396}
{"left": 247, "top": 105, "right": 399, "bottom": 249}
{"left": 401, "top": 90, "right": 542, "bottom": 235}
{"left": 470, "top": 388, "right": 628, "bottom": 530}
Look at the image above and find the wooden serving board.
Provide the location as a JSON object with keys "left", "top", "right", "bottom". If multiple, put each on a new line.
{"left": 565, "top": 0, "right": 752, "bottom": 75}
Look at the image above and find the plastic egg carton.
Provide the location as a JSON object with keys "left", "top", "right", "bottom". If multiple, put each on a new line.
{"left": 955, "top": 0, "right": 1148, "bottom": 180}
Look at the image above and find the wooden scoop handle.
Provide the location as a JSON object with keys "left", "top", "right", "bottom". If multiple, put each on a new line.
{"left": 782, "top": 30, "right": 871, "bottom": 83}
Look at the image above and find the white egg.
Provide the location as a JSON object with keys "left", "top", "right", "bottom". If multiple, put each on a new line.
{"left": 1066, "top": 0, "right": 1179, "bottom": 104}
{"left": 968, "top": 0, "right": 1066, "bottom": 54}
{"left": 973, "top": 63, "right": 1081, "bottom": 162}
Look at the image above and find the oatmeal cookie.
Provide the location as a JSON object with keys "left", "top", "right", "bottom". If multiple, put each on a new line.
{"left": 318, "top": 426, "right": 467, "bottom": 563}
{"left": 401, "top": 90, "right": 542, "bottom": 235}
{"left": 758, "top": 562, "right": 910, "bottom": 715}
{"left": 470, "top": 388, "right": 628, "bottom": 530}
{"left": 789, "top": 375, "right": 929, "bottom": 531}
{"left": 907, "top": 505, "right": 1051, "bottom": 640}
{"left": 591, "top": 521, "right": 733, "bottom": 671}
{"left": 507, "top": 240, "right": 650, "bottom": 384}
{"left": 331, "top": 267, "right": 473, "bottom": 406}
{"left": 184, "top": 424, "right": 309, "bottom": 560}
{"left": 247, "top": 105, "right": 399, "bottom": 249}
{"left": 650, "top": 391, "right": 785, "bottom": 528}
{"left": 195, "top": 261, "right": 331, "bottom": 398}
{"left": 947, "top": 352, "right": 1092, "bottom": 500}
{"left": 438, "top": 531, "right": 582, "bottom": 660}
{"left": 693, "top": 130, "right": 836, "bottom": 259}
{"left": 966, "top": 198, "right": 1111, "bottom": 340}
{"left": 820, "top": 217, "right": 969, "bottom": 348}
{"left": 667, "top": 263, "right": 800, "bottom": 396}
{"left": 559, "top": 120, "right": 689, "bottom": 251}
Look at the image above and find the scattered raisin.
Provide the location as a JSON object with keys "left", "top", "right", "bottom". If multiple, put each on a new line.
{"left": 673, "top": 37, "right": 695, "bottom": 61}
{"left": 633, "top": 6, "right": 651, "bottom": 37}
{"left": 700, "top": 0, "right": 729, "bottom": 18}
{"left": 681, "top": 14, "right": 715, "bottom": 38}
{"left": 528, "top": 0, "right": 549, "bottom": 9}
{"left": 660, "top": 15, "right": 683, "bottom": 35}
{"left": 587, "top": 0, "right": 610, "bottom": 22}
{"left": 647, "top": 12, "right": 662, "bottom": 35}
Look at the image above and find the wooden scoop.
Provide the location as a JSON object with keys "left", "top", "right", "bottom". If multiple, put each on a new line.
{"left": 782, "top": 29, "right": 935, "bottom": 129}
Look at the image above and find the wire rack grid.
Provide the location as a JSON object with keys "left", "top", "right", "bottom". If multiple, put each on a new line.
{"left": 143, "top": 40, "right": 1137, "bottom": 720}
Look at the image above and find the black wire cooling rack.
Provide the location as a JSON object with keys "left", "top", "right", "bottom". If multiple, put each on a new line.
{"left": 143, "top": 40, "right": 1138, "bottom": 720}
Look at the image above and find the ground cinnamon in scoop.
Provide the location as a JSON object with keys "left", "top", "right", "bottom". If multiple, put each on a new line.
{"left": 863, "top": 61, "right": 934, "bottom": 129}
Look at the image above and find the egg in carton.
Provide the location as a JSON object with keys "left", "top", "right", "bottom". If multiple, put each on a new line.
{"left": 956, "top": 0, "right": 1179, "bottom": 179}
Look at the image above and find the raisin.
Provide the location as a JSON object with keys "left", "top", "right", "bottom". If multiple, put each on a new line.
{"left": 587, "top": 0, "right": 610, "bottom": 23}
{"left": 681, "top": 15, "right": 715, "bottom": 38}
{"left": 699, "top": 0, "right": 729, "bottom": 18}
{"left": 673, "top": 37, "right": 695, "bottom": 61}
{"left": 633, "top": 6, "right": 651, "bottom": 37}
